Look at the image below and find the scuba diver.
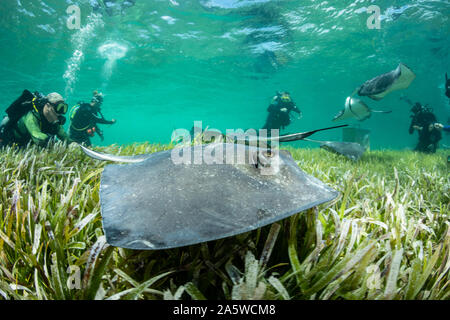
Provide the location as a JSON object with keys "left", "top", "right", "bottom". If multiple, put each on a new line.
{"left": 0, "top": 90, "right": 70, "bottom": 148}
{"left": 262, "top": 91, "right": 302, "bottom": 132}
{"left": 69, "top": 91, "right": 116, "bottom": 146}
{"left": 408, "top": 102, "right": 442, "bottom": 153}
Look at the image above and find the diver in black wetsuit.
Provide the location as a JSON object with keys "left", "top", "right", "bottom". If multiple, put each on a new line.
{"left": 69, "top": 91, "right": 116, "bottom": 146}
{"left": 262, "top": 92, "right": 302, "bottom": 132}
{"left": 408, "top": 102, "right": 442, "bottom": 153}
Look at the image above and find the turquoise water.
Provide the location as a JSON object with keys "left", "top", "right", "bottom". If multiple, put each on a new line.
{"left": 0, "top": 0, "right": 449, "bottom": 149}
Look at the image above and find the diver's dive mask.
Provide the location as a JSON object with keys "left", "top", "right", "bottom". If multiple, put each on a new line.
{"left": 93, "top": 96, "right": 103, "bottom": 105}
{"left": 50, "top": 101, "right": 68, "bottom": 125}
{"left": 52, "top": 102, "right": 68, "bottom": 115}
{"left": 280, "top": 93, "right": 291, "bottom": 103}
{"left": 92, "top": 91, "right": 104, "bottom": 106}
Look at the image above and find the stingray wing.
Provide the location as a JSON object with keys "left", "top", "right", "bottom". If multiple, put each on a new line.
{"left": 320, "top": 141, "right": 366, "bottom": 161}
{"left": 99, "top": 144, "right": 339, "bottom": 250}
{"left": 358, "top": 63, "right": 416, "bottom": 100}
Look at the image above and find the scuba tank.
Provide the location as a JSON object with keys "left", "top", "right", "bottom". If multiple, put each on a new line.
{"left": 1, "top": 90, "right": 42, "bottom": 134}
{"left": 5, "top": 90, "right": 41, "bottom": 122}
{"left": 4, "top": 90, "right": 46, "bottom": 124}
{"left": 0, "top": 90, "right": 48, "bottom": 144}
{"left": 70, "top": 102, "right": 91, "bottom": 133}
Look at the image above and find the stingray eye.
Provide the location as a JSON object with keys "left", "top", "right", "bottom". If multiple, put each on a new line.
{"left": 256, "top": 150, "right": 275, "bottom": 169}
{"left": 265, "top": 150, "right": 274, "bottom": 158}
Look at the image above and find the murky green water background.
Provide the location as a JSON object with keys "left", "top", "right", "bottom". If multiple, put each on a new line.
{"left": 0, "top": 0, "right": 449, "bottom": 149}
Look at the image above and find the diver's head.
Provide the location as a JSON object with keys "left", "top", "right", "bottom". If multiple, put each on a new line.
{"left": 411, "top": 102, "right": 423, "bottom": 114}
{"left": 277, "top": 91, "right": 292, "bottom": 104}
{"left": 91, "top": 90, "right": 104, "bottom": 110}
{"left": 44, "top": 92, "right": 68, "bottom": 124}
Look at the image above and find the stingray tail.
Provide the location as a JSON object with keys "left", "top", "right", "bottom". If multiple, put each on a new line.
{"left": 371, "top": 109, "right": 392, "bottom": 114}
{"left": 302, "top": 138, "right": 324, "bottom": 144}
{"left": 278, "top": 125, "right": 348, "bottom": 142}
{"left": 79, "top": 144, "right": 149, "bottom": 163}
{"left": 399, "top": 95, "right": 414, "bottom": 106}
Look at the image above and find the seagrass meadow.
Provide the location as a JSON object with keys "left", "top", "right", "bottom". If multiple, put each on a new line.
{"left": 0, "top": 142, "right": 448, "bottom": 300}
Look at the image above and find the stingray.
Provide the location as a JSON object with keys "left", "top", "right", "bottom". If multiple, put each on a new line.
{"left": 333, "top": 97, "right": 392, "bottom": 122}
{"left": 355, "top": 63, "right": 416, "bottom": 100}
{"left": 81, "top": 126, "right": 344, "bottom": 250}
{"left": 304, "top": 138, "right": 366, "bottom": 161}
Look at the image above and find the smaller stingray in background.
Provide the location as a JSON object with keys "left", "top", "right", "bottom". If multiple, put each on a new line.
{"left": 303, "top": 138, "right": 366, "bottom": 161}
{"left": 355, "top": 63, "right": 416, "bottom": 100}
{"left": 333, "top": 97, "right": 392, "bottom": 122}
{"left": 80, "top": 125, "right": 346, "bottom": 250}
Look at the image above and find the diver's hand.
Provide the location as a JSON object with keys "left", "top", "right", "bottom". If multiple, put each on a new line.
{"left": 413, "top": 125, "right": 422, "bottom": 131}
{"left": 280, "top": 108, "right": 288, "bottom": 112}
{"left": 111, "top": 119, "right": 116, "bottom": 124}
{"left": 433, "top": 123, "right": 444, "bottom": 131}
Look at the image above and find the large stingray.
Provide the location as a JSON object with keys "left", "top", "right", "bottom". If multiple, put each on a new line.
{"left": 81, "top": 126, "right": 344, "bottom": 250}
{"left": 333, "top": 97, "right": 392, "bottom": 122}
{"left": 304, "top": 138, "right": 366, "bottom": 161}
{"left": 356, "top": 63, "right": 416, "bottom": 100}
